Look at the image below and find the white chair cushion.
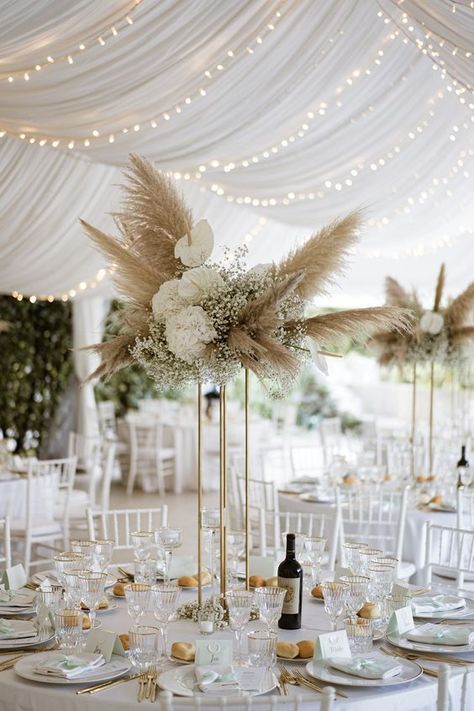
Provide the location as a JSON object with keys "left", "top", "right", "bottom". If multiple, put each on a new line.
{"left": 10, "top": 519, "right": 62, "bottom": 537}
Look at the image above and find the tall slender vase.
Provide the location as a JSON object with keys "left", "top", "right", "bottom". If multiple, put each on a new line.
{"left": 244, "top": 369, "right": 250, "bottom": 591}
{"left": 428, "top": 361, "right": 435, "bottom": 476}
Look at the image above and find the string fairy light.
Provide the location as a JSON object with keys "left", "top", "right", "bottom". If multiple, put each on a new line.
{"left": 1, "top": 0, "right": 142, "bottom": 84}
{"left": 0, "top": 2, "right": 288, "bottom": 147}
{"left": 10, "top": 266, "right": 109, "bottom": 303}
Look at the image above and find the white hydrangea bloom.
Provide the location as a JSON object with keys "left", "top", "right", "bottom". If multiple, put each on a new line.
{"left": 178, "top": 266, "right": 224, "bottom": 304}
{"left": 420, "top": 310, "right": 444, "bottom": 335}
{"left": 165, "top": 305, "right": 217, "bottom": 364}
{"left": 175, "top": 219, "right": 214, "bottom": 267}
{"left": 151, "top": 279, "right": 186, "bottom": 321}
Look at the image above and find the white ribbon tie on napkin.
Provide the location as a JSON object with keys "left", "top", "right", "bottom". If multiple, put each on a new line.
{"left": 406, "top": 623, "right": 474, "bottom": 646}
{"left": 411, "top": 595, "right": 466, "bottom": 615}
{"left": 35, "top": 653, "right": 105, "bottom": 678}
{"left": 328, "top": 653, "right": 402, "bottom": 679}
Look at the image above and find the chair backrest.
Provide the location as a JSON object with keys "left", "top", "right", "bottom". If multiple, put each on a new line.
{"left": 27, "top": 457, "right": 77, "bottom": 525}
{"left": 157, "top": 688, "right": 335, "bottom": 710}
{"left": 236, "top": 476, "right": 280, "bottom": 556}
{"left": 129, "top": 421, "right": 164, "bottom": 452}
{"left": 279, "top": 510, "right": 338, "bottom": 570}
{"left": 289, "top": 444, "right": 322, "bottom": 480}
{"left": 437, "top": 664, "right": 450, "bottom": 711}
{"left": 457, "top": 488, "right": 474, "bottom": 530}
{"left": 97, "top": 441, "right": 116, "bottom": 512}
{"left": 336, "top": 487, "right": 407, "bottom": 566}
{"left": 68, "top": 432, "right": 101, "bottom": 471}
{"left": 0, "top": 517, "right": 11, "bottom": 569}
{"left": 424, "top": 522, "right": 474, "bottom": 588}
{"left": 86, "top": 506, "right": 169, "bottom": 551}
{"left": 97, "top": 400, "right": 118, "bottom": 437}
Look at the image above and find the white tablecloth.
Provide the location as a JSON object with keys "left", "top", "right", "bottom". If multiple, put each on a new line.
{"left": 0, "top": 587, "right": 472, "bottom": 710}
{"left": 0, "top": 473, "right": 56, "bottom": 521}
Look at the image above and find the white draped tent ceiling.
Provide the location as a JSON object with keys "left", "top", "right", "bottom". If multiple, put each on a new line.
{"left": 0, "top": 0, "right": 473, "bottom": 307}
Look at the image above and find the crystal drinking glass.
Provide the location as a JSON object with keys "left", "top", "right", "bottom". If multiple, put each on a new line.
{"left": 150, "top": 584, "right": 180, "bottom": 659}
{"left": 63, "top": 568, "right": 88, "bottom": 609}
{"left": 342, "top": 542, "right": 368, "bottom": 573}
{"left": 202, "top": 508, "right": 220, "bottom": 596}
{"left": 253, "top": 587, "right": 286, "bottom": 631}
{"left": 53, "top": 552, "right": 86, "bottom": 587}
{"left": 225, "top": 590, "right": 254, "bottom": 663}
{"left": 321, "top": 581, "right": 348, "bottom": 631}
{"left": 343, "top": 617, "right": 373, "bottom": 653}
{"left": 367, "top": 564, "right": 394, "bottom": 628}
{"left": 227, "top": 530, "right": 245, "bottom": 587}
{"left": 129, "top": 625, "right": 160, "bottom": 673}
{"left": 77, "top": 571, "right": 107, "bottom": 628}
{"left": 374, "top": 556, "right": 399, "bottom": 579}
{"left": 304, "top": 536, "right": 327, "bottom": 583}
{"left": 70, "top": 540, "right": 96, "bottom": 568}
{"left": 358, "top": 548, "right": 383, "bottom": 576}
{"left": 54, "top": 608, "right": 83, "bottom": 653}
{"left": 154, "top": 528, "right": 183, "bottom": 583}
{"left": 247, "top": 629, "right": 277, "bottom": 689}
{"left": 339, "top": 575, "right": 369, "bottom": 622}
{"left": 92, "top": 540, "right": 115, "bottom": 572}
{"left": 130, "top": 531, "right": 154, "bottom": 562}
{"left": 125, "top": 583, "right": 151, "bottom": 624}
{"left": 36, "top": 585, "right": 63, "bottom": 639}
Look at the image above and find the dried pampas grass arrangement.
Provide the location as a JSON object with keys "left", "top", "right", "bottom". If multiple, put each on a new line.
{"left": 81, "top": 154, "right": 408, "bottom": 391}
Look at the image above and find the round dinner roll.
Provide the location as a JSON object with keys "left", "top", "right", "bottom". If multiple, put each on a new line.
{"left": 430, "top": 495, "right": 443, "bottom": 505}
{"left": 311, "top": 584, "right": 324, "bottom": 600}
{"left": 194, "top": 571, "right": 212, "bottom": 585}
{"left": 113, "top": 582, "right": 125, "bottom": 597}
{"left": 357, "top": 602, "right": 381, "bottom": 619}
{"left": 171, "top": 641, "right": 195, "bottom": 662}
{"left": 276, "top": 641, "right": 299, "bottom": 659}
{"left": 98, "top": 597, "right": 109, "bottom": 609}
{"left": 249, "top": 575, "right": 266, "bottom": 588}
{"left": 178, "top": 575, "right": 198, "bottom": 587}
{"left": 265, "top": 576, "right": 279, "bottom": 587}
{"left": 296, "top": 640, "right": 315, "bottom": 659}
{"left": 119, "top": 633, "right": 130, "bottom": 651}
{"left": 82, "top": 615, "right": 91, "bottom": 630}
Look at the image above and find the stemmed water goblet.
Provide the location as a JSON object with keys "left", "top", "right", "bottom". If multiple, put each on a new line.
{"left": 53, "top": 552, "right": 86, "bottom": 587}
{"left": 125, "top": 583, "right": 151, "bottom": 624}
{"left": 320, "top": 581, "right": 348, "bottom": 631}
{"left": 342, "top": 542, "right": 368, "bottom": 573}
{"left": 70, "top": 540, "right": 95, "bottom": 568}
{"left": 150, "top": 584, "right": 180, "bottom": 659}
{"left": 63, "top": 568, "right": 88, "bottom": 609}
{"left": 339, "top": 575, "right": 370, "bottom": 622}
{"left": 154, "top": 528, "right": 183, "bottom": 583}
{"left": 225, "top": 590, "right": 254, "bottom": 663}
{"left": 304, "top": 536, "right": 327, "bottom": 583}
{"left": 92, "top": 539, "right": 115, "bottom": 573}
{"left": 358, "top": 548, "right": 383, "bottom": 576}
{"left": 253, "top": 587, "right": 286, "bottom": 631}
{"left": 77, "top": 571, "right": 107, "bottom": 628}
{"left": 131, "top": 531, "right": 154, "bottom": 562}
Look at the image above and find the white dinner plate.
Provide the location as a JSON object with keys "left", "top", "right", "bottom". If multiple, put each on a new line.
{"left": 306, "top": 657, "right": 422, "bottom": 687}
{"left": 277, "top": 655, "right": 308, "bottom": 664}
{"left": 0, "top": 631, "right": 55, "bottom": 650}
{"left": 14, "top": 652, "right": 131, "bottom": 685}
{"left": 413, "top": 596, "right": 474, "bottom": 620}
{"left": 158, "top": 665, "right": 276, "bottom": 697}
{"left": 299, "top": 493, "right": 335, "bottom": 504}
{"left": 0, "top": 606, "right": 35, "bottom": 616}
{"left": 81, "top": 599, "right": 118, "bottom": 615}
{"left": 31, "top": 571, "right": 116, "bottom": 589}
{"left": 387, "top": 632, "right": 474, "bottom": 654}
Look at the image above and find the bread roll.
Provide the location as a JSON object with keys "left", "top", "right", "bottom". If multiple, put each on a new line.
{"left": 98, "top": 597, "right": 109, "bottom": 609}
{"left": 171, "top": 642, "right": 195, "bottom": 661}
{"left": 178, "top": 575, "right": 198, "bottom": 587}
{"left": 82, "top": 615, "right": 91, "bottom": 630}
{"left": 311, "top": 585, "right": 324, "bottom": 600}
{"left": 265, "top": 576, "right": 279, "bottom": 587}
{"left": 276, "top": 641, "right": 299, "bottom": 659}
{"left": 296, "top": 640, "right": 315, "bottom": 659}
{"left": 194, "top": 571, "right": 212, "bottom": 585}
{"left": 249, "top": 575, "right": 266, "bottom": 588}
{"left": 113, "top": 582, "right": 125, "bottom": 597}
{"left": 430, "top": 495, "right": 443, "bottom": 505}
{"left": 119, "top": 633, "right": 129, "bottom": 651}
{"left": 357, "top": 602, "right": 381, "bottom": 619}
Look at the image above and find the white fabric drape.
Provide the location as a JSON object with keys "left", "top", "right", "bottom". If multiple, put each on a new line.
{"left": 72, "top": 296, "right": 108, "bottom": 437}
{"left": 0, "top": 0, "right": 472, "bottom": 306}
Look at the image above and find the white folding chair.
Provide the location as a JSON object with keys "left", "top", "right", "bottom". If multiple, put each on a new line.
{"left": 157, "top": 688, "right": 336, "bottom": 709}
{"left": 10, "top": 457, "right": 76, "bottom": 574}
{"left": 86, "top": 506, "right": 169, "bottom": 554}
{"left": 424, "top": 523, "right": 474, "bottom": 588}
{"left": 0, "top": 517, "right": 12, "bottom": 569}
{"left": 457, "top": 489, "right": 474, "bottom": 530}
{"left": 126, "top": 421, "right": 175, "bottom": 495}
{"left": 336, "top": 486, "right": 415, "bottom": 579}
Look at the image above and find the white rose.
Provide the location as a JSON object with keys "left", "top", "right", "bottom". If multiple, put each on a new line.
{"left": 175, "top": 219, "right": 214, "bottom": 267}
{"left": 165, "top": 305, "right": 217, "bottom": 364}
{"left": 420, "top": 310, "right": 444, "bottom": 335}
{"left": 151, "top": 279, "right": 186, "bottom": 321}
{"left": 178, "top": 266, "right": 224, "bottom": 304}
{"left": 306, "top": 337, "right": 329, "bottom": 376}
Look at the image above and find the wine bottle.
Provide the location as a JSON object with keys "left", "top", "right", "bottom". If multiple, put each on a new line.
{"left": 456, "top": 445, "right": 470, "bottom": 489}
{"left": 278, "top": 533, "right": 302, "bottom": 630}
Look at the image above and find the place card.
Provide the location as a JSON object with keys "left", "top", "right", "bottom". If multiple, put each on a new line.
{"left": 249, "top": 556, "right": 275, "bottom": 578}
{"left": 195, "top": 639, "right": 233, "bottom": 666}
{"left": 2, "top": 563, "right": 27, "bottom": 590}
{"left": 392, "top": 579, "right": 412, "bottom": 598}
{"left": 84, "top": 629, "right": 126, "bottom": 662}
{"left": 388, "top": 605, "right": 415, "bottom": 636}
{"left": 315, "top": 630, "right": 351, "bottom": 661}
{"left": 36, "top": 603, "right": 54, "bottom": 631}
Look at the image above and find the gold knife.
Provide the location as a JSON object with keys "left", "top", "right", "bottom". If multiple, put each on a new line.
{"left": 76, "top": 673, "right": 141, "bottom": 695}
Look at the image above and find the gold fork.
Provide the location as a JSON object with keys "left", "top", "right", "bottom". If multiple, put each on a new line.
{"left": 380, "top": 646, "right": 438, "bottom": 678}
{"left": 292, "top": 668, "right": 348, "bottom": 698}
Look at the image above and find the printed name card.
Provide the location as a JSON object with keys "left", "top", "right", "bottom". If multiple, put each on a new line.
{"left": 315, "top": 630, "right": 352, "bottom": 661}
{"left": 388, "top": 605, "right": 415, "bottom": 636}
{"left": 2, "top": 563, "right": 27, "bottom": 590}
{"left": 36, "top": 603, "right": 54, "bottom": 631}
{"left": 195, "top": 639, "right": 233, "bottom": 666}
{"left": 84, "top": 629, "right": 126, "bottom": 662}
{"left": 249, "top": 556, "right": 275, "bottom": 578}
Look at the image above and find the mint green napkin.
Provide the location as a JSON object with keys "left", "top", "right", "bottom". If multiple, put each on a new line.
{"left": 411, "top": 595, "right": 465, "bottom": 615}
{"left": 406, "top": 623, "right": 474, "bottom": 646}
{"left": 328, "top": 652, "right": 402, "bottom": 679}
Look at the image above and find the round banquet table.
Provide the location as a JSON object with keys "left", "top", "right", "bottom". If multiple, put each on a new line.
{"left": 0, "top": 471, "right": 56, "bottom": 521}
{"left": 0, "top": 588, "right": 471, "bottom": 711}
{"left": 278, "top": 492, "right": 457, "bottom": 583}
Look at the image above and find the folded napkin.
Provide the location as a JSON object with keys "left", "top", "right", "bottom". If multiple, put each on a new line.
{"left": 0, "top": 589, "right": 14, "bottom": 603}
{"left": 195, "top": 665, "right": 240, "bottom": 695}
{"left": 412, "top": 595, "right": 465, "bottom": 615}
{"left": 0, "top": 589, "right": 36, "bottom": 608}
{"left": 328, "top": 653, "right": 402, "bottom": 680}
{"left": 406, "top": 623, "right": 474, "bottom": 646}
{"left": 0, "top": 619, "right": 36, "bottom": 640}
{"left": 35, "top": 653, "right": 105, "bottom": 679}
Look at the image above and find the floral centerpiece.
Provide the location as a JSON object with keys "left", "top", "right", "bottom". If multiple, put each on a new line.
{"left": 81, "top": 155, "right": 407, "bottom": 389}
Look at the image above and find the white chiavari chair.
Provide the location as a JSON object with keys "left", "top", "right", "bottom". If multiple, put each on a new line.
{"left": 437, "top": 664, "right": 450, "bottom": 711}
{"left": 157, "top": 689, "right": 336, "bottom": 710}
{"left": 289, "top": 443, "right": 323, "bottom": 480}
{"left": 86, "top": 506, "right": 169, "bottom": 553}
{"left": 97, "top": 400, "right": 119, "bottom": 438}
{"left": 319, "top": 417, "right": 343, "bottom": 466}
{"left": 424, "top": 523, "right": 474, "bottom": 589}
{"left": 10, "top": 457, "right": 76, "bottom": 574}
{"left": 0, "top": 516, "right": 12, "bottom": 569}
{"left": 336, "top": 486, "right": 415, "bottom": 579}
{"left": 457, "top": 488, "right": 474, "bottom": 530}
{"left": 126, "top": 421, "right": 176, "bottom": 496}
{"left": 68, "top": 432, "right": 102, "bottom": 508}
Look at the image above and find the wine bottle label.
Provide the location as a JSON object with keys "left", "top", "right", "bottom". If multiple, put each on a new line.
{"left": 278, "top": 577, "right": 300, "bottom": 614}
